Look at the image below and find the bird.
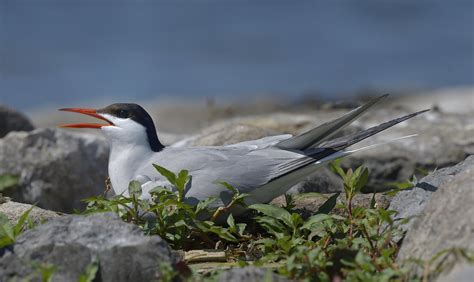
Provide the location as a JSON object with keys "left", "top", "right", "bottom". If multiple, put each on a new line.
{"left": 59, "top": 95, "right": 428, "bottom": 215}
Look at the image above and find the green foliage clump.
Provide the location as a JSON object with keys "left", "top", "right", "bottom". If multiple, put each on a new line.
{"left": 0, "top": 173, "right": 20, "bottom": 194}
{"left": 78, "top": 161, "right": 474, "bottom": 281}
{"left": 0, "top": 208, "right": 34, "bottom": 248}
{"left": 83, "top": 164, "right": 248, "bottom": 250}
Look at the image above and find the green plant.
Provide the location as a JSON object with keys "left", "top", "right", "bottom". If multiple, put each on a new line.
{"left": 0, "top": 173, "right": 20, "bottom": 193}
{"left": 83, "top": 164, "right": 248, "bottom": 250}
{"left": 78, "top": 260, "right": 99, "bottom": 282}
{"left": 82, "top": 161, "right": 457, "bottom": 281}
{"left": 0, "top": 207, "right": 34, "bottom": 248}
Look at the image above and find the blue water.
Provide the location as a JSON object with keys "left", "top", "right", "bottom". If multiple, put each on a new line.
{"left": 1, "top": 1, "right": 473, "bottom": 110}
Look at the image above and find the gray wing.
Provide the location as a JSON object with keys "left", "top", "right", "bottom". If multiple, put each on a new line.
{"left": 133, "top": 145, "right": 303, "bottom": 206}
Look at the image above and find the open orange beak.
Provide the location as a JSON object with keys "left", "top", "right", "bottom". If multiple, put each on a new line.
{"left": 59, "top": 108, "right": 114, "bottom": 128}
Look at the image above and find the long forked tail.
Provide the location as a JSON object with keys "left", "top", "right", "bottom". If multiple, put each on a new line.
{"left": 276, "top": 94, "right": 389, "bottom": 151}
{"left": 274, "top": 109, "right": 430, "bottom": 178}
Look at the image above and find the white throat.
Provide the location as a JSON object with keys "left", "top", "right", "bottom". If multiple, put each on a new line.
{"left": 100, "top": 114, "right": 153, "bottom": 195}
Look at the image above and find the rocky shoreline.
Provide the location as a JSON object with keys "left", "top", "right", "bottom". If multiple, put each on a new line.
{"left": 0, "top": 91, "right": 473, "bottom": 281}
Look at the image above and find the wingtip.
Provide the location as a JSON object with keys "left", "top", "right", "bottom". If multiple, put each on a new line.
{"left": 416, "top": 108, "right": 431, "bottom": 115}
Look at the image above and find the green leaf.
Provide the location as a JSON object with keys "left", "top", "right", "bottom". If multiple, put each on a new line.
{"left": 78, "top": 260, "right": 99, "bottom": 282}
{"left": 153, "top": 164, "right": 177, "bottom": 185}
{"left": 195, "top": 197, "right": 217, "bottom": 214}
{"left": 209, "top": 225, "right": 238, "bottom": 242}
{"left": 249, "top": 204, "right": 293, "bottom": 228}
{"left": 215, "top": 181, "right": 238, "bottom": 194}
{"left": 354, "top": 167, "right": 369, "bottom": 192}
{"left": 0, "top": 174, "right": 20, "bottom": 192}
{"left": 227, "top": 214, "right": 235, "bottom": 229}
{"left": 14, "top": 207, "right": 33, "bottom": 236}
{"left": 301, "top": 214, "right": 332, "bottom": 230}
{"left": 236, "top": 223, "right": 246, "bottom": 236}
{"left": 370, "top": 192, "right": 377, "bottom": 209}
{"left": 175, "top": 170, "right": 189, "bottom": 190}
{"left": 316, "top": 192, "right": 340, "bottom": 214}
{"left": 128, "top": 180, "right": 142, "bottom": 198}
{"left": 255, "top": 216, "right": 287, "bottom": 235}
{"left": 329, "top": 159, "right": 345, "bottom": 178}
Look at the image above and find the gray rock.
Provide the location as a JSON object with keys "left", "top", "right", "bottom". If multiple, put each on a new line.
{"left": 218, "top": 266, "right": 289, "bottom": 282}
{"left": 287, "top": 167, "right": 343, "bottom": 194}
{"left": 437, "top": 263, "right": 474, "bottom": 282}
{"left": 0, "top": 105, "right": 35, "bottom": 138}
{"left": 396, "top": 158, "right": 474, "bottom": 279}
{"left": 342, "top": 110, "right": 474, "bottom": 191}
{"left": 0, "top": 199, "right": 62, "bottom": 224}
{"left": 0, "top": 128, "right": 109, "bottom": 212}
{"left": 389, "top": 155, "right": 474, "bottom": 232}
{"left": 0, "top": 213, "right": 176, "bottom": 282}
{"left": 175, "top": 111, "right": 358, "bottom": 148}
{"left": 190, "top": 123, "right": 278, "bottom": 147}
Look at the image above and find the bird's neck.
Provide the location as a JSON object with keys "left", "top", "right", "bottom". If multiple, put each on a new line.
{"left": 107, "top": 140, "right": 152, "bottom": 195}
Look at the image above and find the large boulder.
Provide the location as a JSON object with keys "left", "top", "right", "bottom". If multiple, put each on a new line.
{"left": 396, "top": 157, "right": 474, "bottom": 279}
{"left": 0, "top": 128, "right": 109, "bottom": 212}
{"left": 389, "top": 155, "right": 474, "bottom": 232}
{"left": 0, "top": 105, "right": 35, "bottom": 138}
{"left": 0, "top": 213, "right": 176, "bottom": 282}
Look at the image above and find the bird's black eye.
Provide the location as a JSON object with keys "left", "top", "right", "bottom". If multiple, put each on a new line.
{"left": 117, "top": 109, "right": 128, "bottom": 118}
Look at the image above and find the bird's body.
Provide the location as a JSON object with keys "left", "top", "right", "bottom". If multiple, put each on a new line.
{"left": 109, "top": 136, "right": 301, "bottom": 207}
{"left": 60, "top": 95, "right": 428, "bottom": 214}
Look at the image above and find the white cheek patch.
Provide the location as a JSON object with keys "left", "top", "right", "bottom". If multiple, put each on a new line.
{"left": 99, "top": 114, "right": 150, "bottom": 148}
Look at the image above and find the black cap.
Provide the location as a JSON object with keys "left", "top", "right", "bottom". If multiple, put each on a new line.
{"left": 98, "top": 103, "right": 164, "bottom": 152}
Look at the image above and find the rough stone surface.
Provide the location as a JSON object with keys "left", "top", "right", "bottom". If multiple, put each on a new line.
{"left": 0, "top": 198, "right": 62, "bottom": 224}
{"left": 342, "top": 109, "right": 474, "bottom": 191}
{"left": 396, "top": 159, "right": 474, "bottom": 278}
{"left": 287, "top": 167, "right": 343, "bottom": 194}
{"left": 389, "top": 155, "right": 474, "bottom": 232}
{"left": 0, "top": 213, "right": 176, "bottom": 282}
{"left": 0, "top": 128, "right": 109, "bottom": 212}
{"left": 437, "top": 264, "right": 474, "bottom": 282}
{"left": 188, "top": 123, "right": 279, "bottom": 147}
{"left": 0, "top": 105, "right": 35, "bottom": 138}
{"left": 218, "top": 266, "right": 289, "bottom": 282}
{"left": 173, "top": 111, "right": 358, "bottom": 148}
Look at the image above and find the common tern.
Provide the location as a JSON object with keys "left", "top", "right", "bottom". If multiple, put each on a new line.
{"left": 60, "top": 95, "right": 428, "bottom": 214}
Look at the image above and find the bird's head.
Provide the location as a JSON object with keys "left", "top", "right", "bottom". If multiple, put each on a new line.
{"left": 59, "top": 103, "right": 164, "bottom": 152}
